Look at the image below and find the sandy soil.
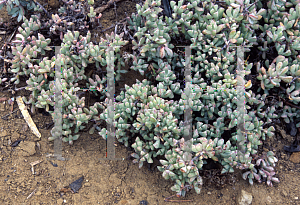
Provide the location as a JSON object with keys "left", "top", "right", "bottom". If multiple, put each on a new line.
{"left": 0, "top": 0, "right": 300, "bottom": 205}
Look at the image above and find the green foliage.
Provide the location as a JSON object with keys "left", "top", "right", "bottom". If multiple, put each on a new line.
{"left": 0, "top": 0, "right": 42, "bottom": 22}
{"left": 4, "top": 13, "right": 129, "bottom": 144}
{"left": 97, "top": 0, "right": 300, "bottom": 197}
{"left": 1, "top": 0, "right": 300, "bottom": 198}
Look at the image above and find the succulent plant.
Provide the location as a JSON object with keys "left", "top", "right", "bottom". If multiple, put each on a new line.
{"left": 2, "top": 0, "right": 300, "bottom": 199}
{"left": 3, "top": 13, "right": 129, "bottom": 144}
{"left": 98, "top": 0, "right": 299, "bottom": 197}
{"left": 243, "top": 151, "right": 279, "bottom": 187}
{"left": 9, "top": 15, "right": 51, "bottom": 84}
{"left": 0, "top": 0, "right": 43, "bottom": 22}
{"left": 53, "top": 0, "right": 102, "bottom": 37}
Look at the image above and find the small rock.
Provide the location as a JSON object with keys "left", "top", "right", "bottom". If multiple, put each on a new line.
{"left": 17, "top": 141, "right": 36, "bottom": 156}
{"left": 35, "top": 190, "right": 41, "bottom": 196}
{"left": 139, "top": 200, "right": 148, "bottom": 205}
{"left": 295, "top": 197, "right": 299, "bottom": 200}
{"left": 207, "top": 191, "right": 211, "bottom": 195}
{"left": 289, "top": 152, "right": 300, "bottom": 164}
{"left": 119, "top": 200, "right": 128, "bottom": 204}
{"left": 281, "top": 190, "right": 288, "bottom": 197}
{"left": 57, "top": 198, "right": 63, "bottom": 205}
{"left": 0, "top": 130, "right": 7, "bottom": 137}
{"left": 266, "top": 196, "right": 272, "bottom": 204}
{"left": 237, "top": 190, "right": 253, "bottom": 205}
{"left": 69, "top": 176, "right": 84, "bottom": 193}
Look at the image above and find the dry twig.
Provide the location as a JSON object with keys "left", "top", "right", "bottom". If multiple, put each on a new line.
{"left": 27, "top": 188, "right": 37, "bottom": 199}
{"left": 33, "top": 0, "right": 50, "bottom": 17}
{"left": 30, "top": 160, "right": 43, "bottom": 175}
{"left": 278, "top": 96, "right": 300, "bottom": 110}
{"left": 99, "top": 17, "right": 127, "bottom": 33}
{"left": 16, "top": 96, "right": 41, "bottom": 138}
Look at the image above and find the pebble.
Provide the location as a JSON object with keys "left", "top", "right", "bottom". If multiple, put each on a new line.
{"left": 17, "top": 141, "right": 36, "bottom": 156}
{"left": 69, "top": 176, "right": 84, "bottom": 193}
{"left": 289, "top": 152, "right": 300, "bottom": 164}
{"left": 266, "top": 196, "right": 272, "bottom": 204}
{"left": 237, "top": 190, "right": 252, "bottom": 205}
{"left": 295, "top": 197, "right": 298, "bottom": 200}
{"left": 139, "top": 200, "right": 148, "bottom": 205}
{"left": 0, "top": 130, "right": 7, "bottom": 137}
{"left": 207, "top": 191, "right": 211, "bottom": 195}
{"left": 57, "top": 198, "right": 63, "bottom": 204}
{"left": 119, "top": 200, "right": 128, "bottom": 204}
